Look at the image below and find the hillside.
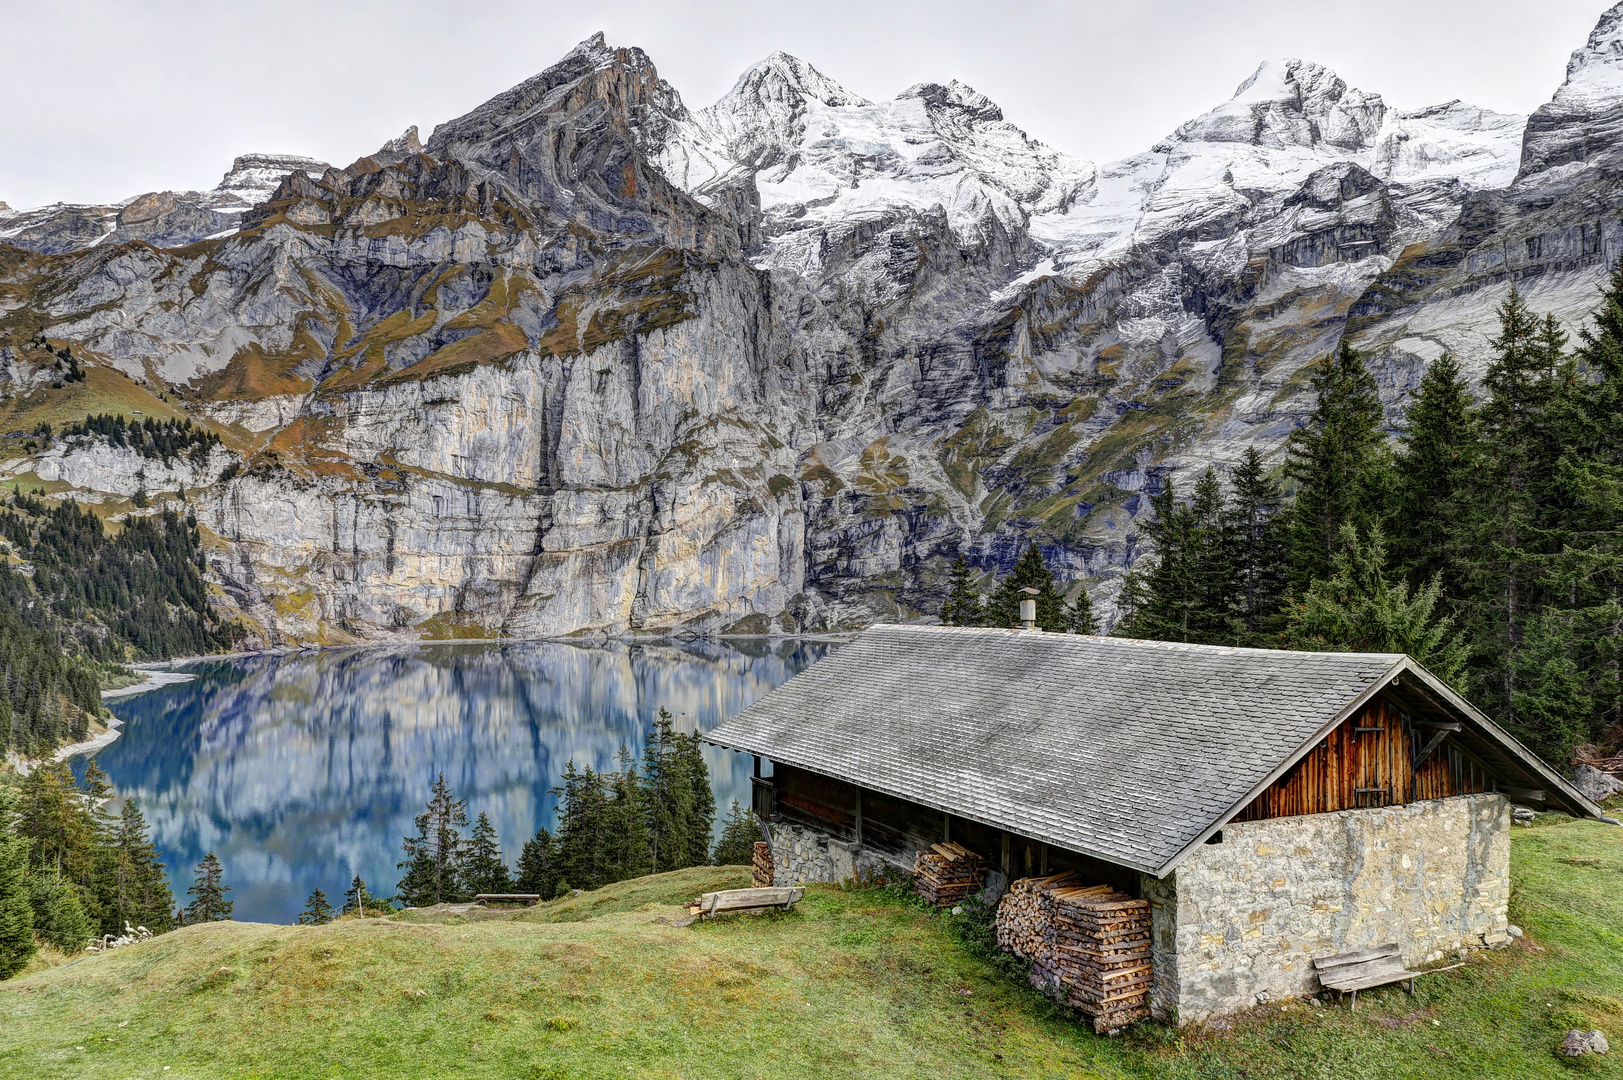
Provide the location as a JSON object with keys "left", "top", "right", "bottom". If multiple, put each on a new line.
{"left": 1, "top": 7, "right": 1622, "bottom": 643}
{"left": 3, "top": 818, "right": 1622, "bottom": 1079}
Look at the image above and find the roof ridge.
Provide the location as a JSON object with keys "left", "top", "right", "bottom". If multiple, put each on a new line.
{"left": 866, "top": 623, "right": 1409, "bottom": 663}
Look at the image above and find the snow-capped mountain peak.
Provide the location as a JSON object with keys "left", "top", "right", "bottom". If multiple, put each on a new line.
{"left": 213, "top": 153, "right": 332, "bottom": 204}
{"left": 1173, "top": 58, "right": 1386, "bottom": 151}
{"left": 1552, "top": 0, "right": 1623, "bottom": 107}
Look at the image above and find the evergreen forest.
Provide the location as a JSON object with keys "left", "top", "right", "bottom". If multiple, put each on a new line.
{"left": 943, "top": 269, "right": 1623, "bottom": 773}
{"left": 0, "top": 493, "right": 238, "bottom": 755}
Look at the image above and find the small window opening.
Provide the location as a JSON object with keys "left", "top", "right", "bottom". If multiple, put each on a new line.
{"left": 1205, "top": 830, "right": 1224, "bottom": 845}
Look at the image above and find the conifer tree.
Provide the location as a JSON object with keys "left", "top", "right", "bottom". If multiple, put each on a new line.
{"left": 341, "top": 874, "right": 379, "bottom": 917}
{"left": 1117, "top": 479, "right": 1204, "bottom": 642}
{"left": 1284, "top": 524, "right": 1468, "bottom": 686}
{"left": 0, "top": 832, "right": 34, "bottom": 978}
{"left": 553, "top": 761, "right": 610, "bottom": 889}
{"left": 459, "top": 812, "right": 512, "bottom": 896}
{"left": 108, "top": 799, "right": 174, "bottom": 935}
{"left": 1284, "top": 341, "right": 1388, "bottom": 589}
{"left": 396, "top": 773, "right": 470, "bottom": 907}
{"left": 988, "top": 545, "right": 1066, "bottom": 630}
{"left": 641, "top": 710, "right": 690, "bottom": 875}
{"left": 514, "top": 828, "right": 559, "bottom": 900}
{"left": 297, "top": 887, "right": 334, "bottom": 926}
{"left": 1390, "top": 353, "right": 1478, "bottom": 595}
{"left": 940, "top": 554, "right": 985, "bottom": 626}
{"left": 183, "top": 852, "right": 232, "bottom": 923}
{"left": 676, "top": 734, "right": 717, "bottom": 870}
{"left": 25, "top": 871, "right": 91, "bottom": 950}
{"left": 601, "top": 746, "right": 649, "bottom": 883}
{"left": 1225, "top": 447, "right": 1289, "bottom": 643}
{"left": 1061, "top": 588, "right": 1099, "bottom": 635}
{"left": 711, "top": 799, "right": 760, "bottom": 866}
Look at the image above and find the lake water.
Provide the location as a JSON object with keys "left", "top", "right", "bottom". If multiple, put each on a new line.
{"left": 80, "top": 640, "right": 830, "bottom": 924}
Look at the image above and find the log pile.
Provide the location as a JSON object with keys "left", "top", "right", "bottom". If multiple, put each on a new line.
{"left": 751, "top": 841, "right": 774, "bottom": 888}
{"left": 996, "top": 874, "right": 1153, "bottom": 1033}
{"left": 912, "top": 842, "right": 988, "bottom": 906}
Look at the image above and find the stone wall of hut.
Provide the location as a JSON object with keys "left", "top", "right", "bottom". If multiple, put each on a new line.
{"left": 1140, "top": 793, "right": 1512, "bottom": 1024}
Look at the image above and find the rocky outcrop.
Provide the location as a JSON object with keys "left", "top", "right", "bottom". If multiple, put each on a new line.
{"left": 3, "top": 9, "right": 1623, "bottom": 643}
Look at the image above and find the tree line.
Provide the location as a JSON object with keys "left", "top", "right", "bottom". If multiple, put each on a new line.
{"left": 945, "top": 269, "right": 1623, "bottom": 771}
{"left": 34, "top": 413, "right": 221, "bottom": 467}
{"left": 0, "top": 493, "right": 239, "bottom": 756}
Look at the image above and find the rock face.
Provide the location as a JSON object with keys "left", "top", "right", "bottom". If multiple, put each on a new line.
{"left": 2, "top": 9, "right": 1623, "bottom": 643}
{"left": 1561, "top": 1029, "right": 1611, "bottom": 1056}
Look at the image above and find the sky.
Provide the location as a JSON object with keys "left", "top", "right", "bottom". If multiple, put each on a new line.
{"left": 0, "top": 0, "right": 1612, "bottom": 209}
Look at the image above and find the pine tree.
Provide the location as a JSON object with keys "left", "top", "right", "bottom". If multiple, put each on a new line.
{"left": 183, "top": 852, "right": 232, "bottom": 923}
{"left": 297, "top": 888, "right": 334, "bottom": 926}
{"left": 1508, "top": 611, "right": 1596, "bottom": 769}
{"left": 553, "top": 761, "right": 610, "bottom": 889}
{"left": 1284, "top": 524, "right": 1469, "bottom": 686}
{"left": 514, "top": 828, "right": 559, "bottom": 900}
{"left": 711, "top": 799, "right": 760, "bottom": 866}
{"left": 396, "top": 773, "right": 470, "bottom": 907}
{"left": 459, "top": 812, "right": 512, "bottom": 896}
{"left": 341, "top": 874, "right": 379, "bottom": 917}
{"left": 1187, "top": 467, "right": 1235, "bottom": 642}
{"left": 0, "top": 833, "right": 35, "bottom": 978}
{"left": 988, "top": 545, "right": 1066, "bottom": 630}
{"left": 1284, "top": 341, "right": 1389, "bottom": 589}
{"left": 641, "top": 711, "right": 687, "bottom": 875}
{"left": 940, "top": 554, "right": 985, "bottom": 626}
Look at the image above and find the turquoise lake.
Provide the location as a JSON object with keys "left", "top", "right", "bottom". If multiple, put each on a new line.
{"left": 80, "top": 640, "right": 829, "bottom": 924}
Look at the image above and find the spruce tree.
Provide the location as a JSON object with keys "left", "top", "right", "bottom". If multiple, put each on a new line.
{"left": 183, "top": 852, "right": 232, "bottom": 923}
{"left": 341, "top": 875, "right": 379, "bottom": 917}
{"left": 601, "top": 746, "right": 650, "bottom": 884}
{"left": 1284, "top": 524, "right": 1468, "bottom": 686}
{"left": 641, "top": 711, "right": 688, "bottom": 875}
{"left": 988, "top": 545, "right": 1066, "bottom": 630}
{"left": 108, "top": 799, "right": 173, "bottom": 935}
{"left": 0, "top": 833, "right": 35, "bottom": 978}
{"left": 25, "top": 871, "right": 91, "bottom": 950}
{"left": 459, "top": 812, "right": 512, "bottom": 896}
{"left": 1061, "top": 588, "right": 1099, "bottom": 635}
{"left": 1390, "top": 353, "right": 1478, "bottom": 595}
{"left": 297, "top": 887, "right": 334, "bottom": 926}
{"left": 1284, "top": 341, "right": 1388, "bottom": 589}
{"left": 553, "top": 761, "right": 610, "bottom": 889}
{"left": 711, "top": 799, "right": 759, "bottom": 866}
{"left": 1225, "top": 447, "right": 1289, "bottom": 643}
{"left": 676, "top": 733, "right": 717, "bottom": 870}
{"left": 395, "top": 773, "right": 470, "bottom": 907}
{"left": 514, "top": 828, "right": 559, "bottom": 900}
{"left": 1187, "top": 468, "right": 1235, "bottom": 642}
{"left": 940, "top": 554, "right": 985, "bottom": 626}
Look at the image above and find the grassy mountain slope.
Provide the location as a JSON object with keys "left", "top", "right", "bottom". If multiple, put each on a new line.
{"left": 3, "top": 821, "right": 1623, "bottom": 1079}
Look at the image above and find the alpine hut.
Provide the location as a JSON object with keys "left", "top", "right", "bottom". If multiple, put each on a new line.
{"left": 702, "top": 624, "right": 1604, "bottom": 1024}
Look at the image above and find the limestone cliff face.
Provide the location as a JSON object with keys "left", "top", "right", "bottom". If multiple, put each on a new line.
{"left": 3, "top": 12, "right": 1623, "bottom": 642}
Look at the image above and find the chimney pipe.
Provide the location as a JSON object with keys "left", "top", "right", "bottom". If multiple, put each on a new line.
{"left": 1020, "top": 587, "right": 1039, "bottom": 631}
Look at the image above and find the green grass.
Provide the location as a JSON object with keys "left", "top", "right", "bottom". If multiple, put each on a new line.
{"left": 3, "top": 819, "right": 1623, "bottom": 1078}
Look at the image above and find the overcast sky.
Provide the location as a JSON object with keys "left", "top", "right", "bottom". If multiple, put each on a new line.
{"left": 0, "top": 0, "right": 1611, "bottom": 209}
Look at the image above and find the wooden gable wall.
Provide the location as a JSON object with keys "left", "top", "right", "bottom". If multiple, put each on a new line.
{"left": 1234, "top": 696, "right": 1492, "bottom": 823}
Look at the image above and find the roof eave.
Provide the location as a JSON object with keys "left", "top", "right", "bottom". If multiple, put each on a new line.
{"left": 1395, "top": 658, "right": 1605, "bottom": 820}
{"left": 1149, "top": 655, "right": 1409, "bottom": 878}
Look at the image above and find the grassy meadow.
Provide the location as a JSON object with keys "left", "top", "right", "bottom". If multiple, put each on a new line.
{"left": 2, "top": 817, "right": 1622, "bottom": 1079}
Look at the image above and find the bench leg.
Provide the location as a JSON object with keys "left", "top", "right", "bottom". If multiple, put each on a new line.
{"left": 1350, "top": 989, "right": 1357, "bottom": 1013}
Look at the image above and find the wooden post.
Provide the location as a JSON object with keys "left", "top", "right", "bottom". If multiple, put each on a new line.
{"left": 1039, "top": 843, "right": 1048, "bottom": 875}
{"left": 943, "top": 812, "right": 951, "bottom": 844}
{"left": 854, "top": 788, "right": 863, "bottom": 845}
{"left": 1001, "top": 831, "right": 1011, "bottom": 876}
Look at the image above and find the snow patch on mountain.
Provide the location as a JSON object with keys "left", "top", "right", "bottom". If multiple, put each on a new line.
{"left": 1551, "top": 0, "right": 1623, "bottom": 106}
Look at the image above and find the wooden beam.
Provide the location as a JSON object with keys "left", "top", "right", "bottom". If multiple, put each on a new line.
{"left": 854, "top": 788, "right": 863, "bottom": 846}
{"left": 1411, "top": 728, "right": 1454, "bottom": 770}
{"left": 1499, "top": 785, "right": 1547, "bottom": 802}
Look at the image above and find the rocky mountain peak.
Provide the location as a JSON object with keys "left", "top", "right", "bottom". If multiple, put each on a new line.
{"left": 214, "top": 153, "right": 333, "bottom": 204}
{"left": 1174, "top": 58, "right": 1386, "bottom": 151}
{"left": 1520, "top": 1, "right": 1623, "bottom": 177}
{"left": 379, "top": 125, "right": 422, "bottom": 155}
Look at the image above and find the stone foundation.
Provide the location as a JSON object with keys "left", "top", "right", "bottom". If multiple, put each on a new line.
{"left": 1141, "top": 794, "right": 1511, "bottom": 1024}
{"left": 766, "top": 820, "right": 1011, "bottom": 901}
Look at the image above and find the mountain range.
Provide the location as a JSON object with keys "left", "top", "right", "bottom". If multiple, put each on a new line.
{"left": 2, "top": 6, "right": 1622, "bottom": 643}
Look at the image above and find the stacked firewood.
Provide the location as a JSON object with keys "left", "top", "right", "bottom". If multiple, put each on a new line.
{"left": 994, "top": 872, "right": 1083, "bottom": 957}
{"left": 751, "top": 841, "right": 774, "bottom": 888}
{"left": 912, "top": 842, "right": 988, "bottom": 906}
{"left": 996, "top": 874, "right": 1153, "bottom": 1033}
{"left": 1052, "top": 891, "right": 1153, "bottom": 1032}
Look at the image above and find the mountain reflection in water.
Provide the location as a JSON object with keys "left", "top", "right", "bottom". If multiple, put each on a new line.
{"left": 81, "top": 639, "right": 831, "bottom": 924}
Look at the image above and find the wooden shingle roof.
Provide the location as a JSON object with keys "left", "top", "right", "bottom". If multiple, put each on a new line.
{"left": 703, "top": 624, "right": 1601, "bottom": 876}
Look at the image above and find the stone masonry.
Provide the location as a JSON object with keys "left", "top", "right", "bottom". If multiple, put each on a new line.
{"left": 1139, "top": 793, "right": 1511, "bottom": 1024}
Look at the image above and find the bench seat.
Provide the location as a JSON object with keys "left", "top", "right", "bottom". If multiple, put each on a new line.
{"left": 1313, "top": 944, "right": 1421, "bottom": 1009}
{"left": 687, "top": 887, "right": 805, "bottom": 918}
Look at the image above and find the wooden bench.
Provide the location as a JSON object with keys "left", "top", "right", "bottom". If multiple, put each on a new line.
{"left": 473, "top": 893, "right": 542, "bottom": 907}
{"left": 1313, "top": 943, "right": 1421, "bottom": 1010}
{"left": 685, "top": 887, "right": 805, "bottom": 919}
